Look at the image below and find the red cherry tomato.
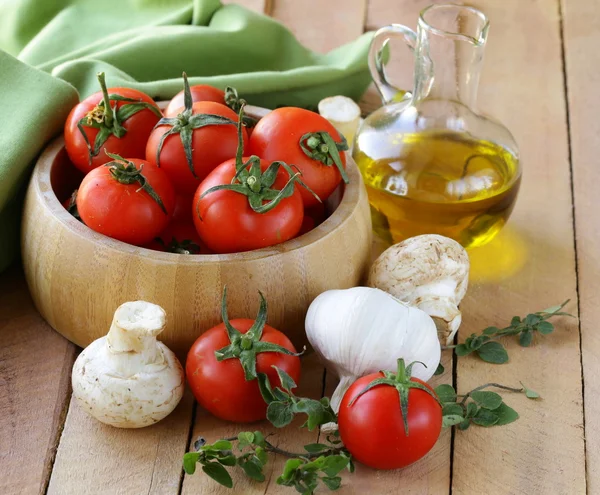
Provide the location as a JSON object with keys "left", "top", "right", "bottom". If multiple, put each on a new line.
{"left": 186, "top": 320, "right": 300, "bottom": 423}
{"left": 248, "top": 107, "right": 347, "bottom": 207}
{"left": 171, "top": 194, "right": 195, "bottom": 224}
{"left": 146, "top": 101, "right": 246, "bottom": 195}
{"left": 77, "top": 157, "right": 175, "bottom": 245}
{"left": 338, "top": 371, "right": 442, "bottom": 470}
{"left": 64, "top": 75, "right": 160, "bottom": 174}
{"left": 164, "top": 85, "right": 225, "bottom": 117}
{"left": 193, "top": 157, "right": 304, "bottom": 253}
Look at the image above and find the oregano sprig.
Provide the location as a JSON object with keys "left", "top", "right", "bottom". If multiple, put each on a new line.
{"left": 435, "top": 382, "right": 540, "bottom": 430}
{"left": 183, "top": 431, "right": 352, "bottom": 493}
{"left": 258, "top": 365, "right": 336, "bottom": 430}
{"left": 446, "top": 300, "right": 573, "bottom": 364}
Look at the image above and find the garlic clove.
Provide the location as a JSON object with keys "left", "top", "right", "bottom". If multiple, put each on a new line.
{"left": 71, "top": 301, "right": 185, "bottom": 428}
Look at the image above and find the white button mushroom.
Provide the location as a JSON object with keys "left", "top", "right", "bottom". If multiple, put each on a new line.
{"left": 368, "top": 234, "right": 470, "bottom": 345}
{"left": 71, "top": 301, "right": 185, "bottom": 428}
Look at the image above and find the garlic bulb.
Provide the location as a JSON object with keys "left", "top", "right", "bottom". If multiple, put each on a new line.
{"left": 305, "top": 287, "right": 440, "bottom": 416}
{"left": 71, "top": 301, "right": 184, "bottom": 428}
{"left": 368, "top": 234, "right": 470, "bottom": 345}
{"left": 318, "top": 96, "right": 361, "bottom": 145}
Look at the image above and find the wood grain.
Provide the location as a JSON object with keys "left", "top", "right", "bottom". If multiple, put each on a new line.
{"left": 270, "top": 0, "right": 367, "bottom": 53}
{"left": 47, "top": 392, "right": 194, "bottom": 495}
{"left": 562, "top": 0, "right": 600, "bottom": 490}
{"left": 21, "top": 138, "right": 372, "bottom": 357}
{"left": 180, "top": 353, "right": 325, "bottom": 495}
{"left": 0, "top": 267, "right": 76, "bottom": 495}
{"left": 449, "top": 0, "right": 585, "bottom": 493}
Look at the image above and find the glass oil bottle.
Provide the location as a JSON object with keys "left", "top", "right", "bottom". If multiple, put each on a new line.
{"left": 353, "top": 5, "right": 520, "bottom": 248}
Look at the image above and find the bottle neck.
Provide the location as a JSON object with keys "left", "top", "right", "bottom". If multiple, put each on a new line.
{"left": 412, "top": 30, "right": 484, "bottom": 109}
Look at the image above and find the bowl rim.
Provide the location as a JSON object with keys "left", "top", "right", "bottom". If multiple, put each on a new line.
{"left": 31, "top": 121, "right": 365, "bottom": 264}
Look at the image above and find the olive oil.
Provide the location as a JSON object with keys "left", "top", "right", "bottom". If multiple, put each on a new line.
{"left": 354, "top": 131, "right": 521, "bottom": 248}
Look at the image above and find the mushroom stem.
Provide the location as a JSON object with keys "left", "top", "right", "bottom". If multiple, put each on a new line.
{"left": 106, "top": 301, "right": 168, "bottom": 371}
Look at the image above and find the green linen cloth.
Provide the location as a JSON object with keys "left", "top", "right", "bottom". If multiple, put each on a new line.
{"left": 0, "top": 0, "right": 373, "bottom": 273}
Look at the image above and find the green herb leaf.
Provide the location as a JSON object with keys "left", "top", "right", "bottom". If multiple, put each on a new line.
{"left": 493, "top": 403, "right": 519, "bottom": 426}
{"left": 274, "top": 366, "right": 298, "bottom": 394}
{"left": 209, "top": 440, "right": 233, "bottom": 451}
{"left": 435, "top": 384, "right": 457, "bottom": 403}
{"left": 455, "top": 343, "right": 473, "bottom": 356}
{"left": 443, "top": 414, "right": 465, "bottom": 427}
{"left": 280, "top": 458, "right": 304, "bottom": 481}
{"left": 322, "top": 476, "right": 342, "bottom": 490}
{"left": 202, "top": 462, "right": 233, "bottom": 488}
{"left": 434, "top": 363, "right": 445, "bottom": 375}
{"left": 476, "top": 342, "right": 509, "bottom": 364}
{"left": 472, "top": 408, "right": 499, "bottom": 426}
{"left": 218, "top": 455, "right": 237, "bottom": 467}
{"left": 524, "top": 314, "right": 541, "bottom": 326}
{"left": 239, "top": 457, "right": 266, "bottom": 482}
{"left": 267, "top": 401, "right": 295, "bottom": 428}
{"left": 237, "top": 432, "right": 254, "bottom": 450}
{"left": 458, "top": 418, "right": 471, "bottom": 430}
{"left": 183, "top": 453, "right": 199, "bottom": 475}
{"left": 470, "top": 391, "right": 503, "bottom": 410}
{"left": 253, "top": 431, "right": 266, "bottom": 448}
{"left": 466, "top": 402, "right": 479, "bottom": 418}
{"left": 520, "top": 382, "right": 541, "bottom": 399}
{"left": 304, "top": 443, "right": 331, "bottom": 454}
{"left": 294, "top": 398, "right": 335, "bottom": 430}
{"left": 483, "top": 326, "right": 500, "bottom": 335}
{"left": 320, "top": 455, "right": 351, "bottom": 477}
{"left": 442, "top": 403, "right": 464, "bottom": 416}
{"left": 255, "top": 446, "right": 268, "bottom": 464}
{"left": 519, "top": 330, "right": 533, "bottom": 347}
{"left": 537, "top": 321, "right": 554, "bottom": 335}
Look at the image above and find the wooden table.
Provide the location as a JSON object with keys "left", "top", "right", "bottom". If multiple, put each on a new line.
{"left": 1, "top": 0, "right": 595, "bottom": 493}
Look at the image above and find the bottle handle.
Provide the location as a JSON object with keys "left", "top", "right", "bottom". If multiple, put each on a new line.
{"left": 368, "top": 24, "right": 417, "bottom": 105}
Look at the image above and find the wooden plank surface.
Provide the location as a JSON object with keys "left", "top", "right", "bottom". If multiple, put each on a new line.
{"left": 0, "top": 267, "right": 76, "bottom": 495}
{"left": 562, "top": 0, "right": 600, "bottom": 491}
{"left": 270, "top": 0, "right": 368, "bottom": 53}
{"left": 0, "top": 0, "right": 592, "bottom": 494}
{"left": 449, "top": 0, "right": 585, "bottom": 493}
{"left": 47, "top": 392, "right": 194, "bottom": 495}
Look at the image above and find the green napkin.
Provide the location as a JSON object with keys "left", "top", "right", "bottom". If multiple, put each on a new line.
{"left": 0, "top": 0, "right": 373, "bottom": 273}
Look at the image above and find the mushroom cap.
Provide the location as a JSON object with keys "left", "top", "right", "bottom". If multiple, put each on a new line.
{"left": 368, "top": 234, "right": 470, "bottom": 305}
{"left": 71, "top": 337, "right": 184, "bottom": 428}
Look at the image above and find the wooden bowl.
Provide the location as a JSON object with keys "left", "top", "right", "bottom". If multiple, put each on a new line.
{"left": 21, "top": 128, "right": 372, "bottom": 355}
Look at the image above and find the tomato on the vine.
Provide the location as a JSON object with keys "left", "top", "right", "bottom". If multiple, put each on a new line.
{"left": 338, "top": 360, "right": 442, "bottom": 470}
{"left": 248, "top": 107, "right": 348, "bottom": 207}
{"left": 64, "top": 72, "right": 161, "bottom": 174}
{"left": 192, "top": 105, "right": 306, "bottom": 254}
{"left": 77, "top": 154, "right": 175, "bottom": 246}
{"left": 193, "top": 156, "right": 304, "bottom": 253}
{"left": 186, "top": 289, "right": 301, "bottom": 423}
{"left": 164, "top": 85, "right": 226, "bottom": 117}
{"left": 146, "top": 74, "right": 247, "bottom": 195}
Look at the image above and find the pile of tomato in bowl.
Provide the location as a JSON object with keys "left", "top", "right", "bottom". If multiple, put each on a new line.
{"left": 62, "top": 72, "right": 350, "bottom": 255}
